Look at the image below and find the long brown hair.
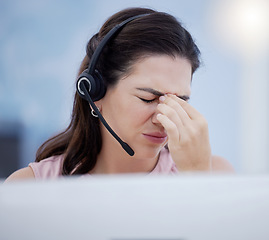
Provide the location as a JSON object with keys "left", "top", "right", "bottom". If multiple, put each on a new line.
{"left": 35, "top": 7, "right": 201, "bottom": 175}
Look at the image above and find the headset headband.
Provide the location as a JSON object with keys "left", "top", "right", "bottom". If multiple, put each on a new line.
{"left": 87, "top": 13, "right": 150, "bottom": 75}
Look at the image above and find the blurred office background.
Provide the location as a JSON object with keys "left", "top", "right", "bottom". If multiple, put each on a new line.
{"left": 0, "top": 0, "right": 268, "bottom": 178}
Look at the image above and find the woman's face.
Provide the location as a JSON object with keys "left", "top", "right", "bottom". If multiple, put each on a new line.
{"left": 98, "top": 55, "right": 192, "bottom": 159}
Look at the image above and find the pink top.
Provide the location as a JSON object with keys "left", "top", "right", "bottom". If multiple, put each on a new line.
{"left": 29, "top": 148, "right": 178, "bottom": 179}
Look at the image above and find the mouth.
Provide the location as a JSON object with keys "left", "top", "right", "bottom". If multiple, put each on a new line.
{"left": 142, "top": 132, "right": 167, "bottom": 144}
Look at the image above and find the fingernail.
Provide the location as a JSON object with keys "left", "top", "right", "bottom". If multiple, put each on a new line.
{"left": 159, "top": 95, "right": 166, "bottom": 102}
{"left": 157, "top": 113, "right": 162, "bottom": 119}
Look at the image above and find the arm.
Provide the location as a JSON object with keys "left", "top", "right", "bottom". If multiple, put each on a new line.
{"left": 4, "top": 167, "right": 35, "bottom": 183}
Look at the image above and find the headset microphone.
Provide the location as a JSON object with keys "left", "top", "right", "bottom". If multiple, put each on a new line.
{"left": 79, "top": 81, "right": 134, "bottom": 156}
{"left": 76, "top": 14, "right": 150, "bottom": 156}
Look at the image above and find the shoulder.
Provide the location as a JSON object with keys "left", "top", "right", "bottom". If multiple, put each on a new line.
{"left": 4, "top": 167, "right": 35, "bottom": 183}
{"left": 211, "top": 155, "right": 235, "bottom": 173}
{"left": 5, "top": 155, "right": 64, "bottom": 183}
{"left": 29, "top": 155, "right": 64, "bottom": 179}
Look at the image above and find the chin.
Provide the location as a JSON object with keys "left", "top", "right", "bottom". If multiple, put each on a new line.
{"left": 133, "top": 144, "right": 164, "bottom": 160}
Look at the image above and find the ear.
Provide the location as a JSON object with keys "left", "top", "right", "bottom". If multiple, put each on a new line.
{"left": 93, "top": 99, "right": 102, "bottom": 112}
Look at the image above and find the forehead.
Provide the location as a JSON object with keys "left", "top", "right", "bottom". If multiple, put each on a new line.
{"left": 119, "top": 55, "right": 192, "bottom": 95}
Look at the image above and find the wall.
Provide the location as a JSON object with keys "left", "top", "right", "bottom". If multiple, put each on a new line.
{"left": 0, "top": 0, "right": 268, "bottom": 176}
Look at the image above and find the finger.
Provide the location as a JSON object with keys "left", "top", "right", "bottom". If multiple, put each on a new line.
{"left": 168, "top": 94, "right": 209, "bottom": 138}
{"left": 168, "top": 94, "right": 204, "bottom": 121}
{"left": 159, "top": 95, "right": 191, "bottom": 126}
{"left": 156, "top": 113, "right": 181, "bottom": 146}
{"left": 157, "top": 103, "right": 185, "bottom": 131}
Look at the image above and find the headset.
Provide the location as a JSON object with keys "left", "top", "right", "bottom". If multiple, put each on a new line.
{"left": 76, "top": 14, "right": 150, "bottom": 156}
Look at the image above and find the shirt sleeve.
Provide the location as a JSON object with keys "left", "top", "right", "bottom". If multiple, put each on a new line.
{"left": 28, "top": 155, "right": 64, "bottom": 179}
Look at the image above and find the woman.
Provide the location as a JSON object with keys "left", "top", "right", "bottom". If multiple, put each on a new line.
{"left": 6, "top": 7, "right": 234, "bottom": 181}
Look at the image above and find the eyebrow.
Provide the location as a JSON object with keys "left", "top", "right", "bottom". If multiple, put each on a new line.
{"left": 136, "top": 87, "right": 190, "bottom": 101}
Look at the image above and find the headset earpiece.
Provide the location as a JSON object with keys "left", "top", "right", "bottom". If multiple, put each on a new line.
{"left": 76, "top": 69, "right": 106, "bottom": 102}
{"left": 76, "top": 70, "right": 95, "bottom": 100}
{"left": 92, "top": 69, "right": 106, "bottom": 101}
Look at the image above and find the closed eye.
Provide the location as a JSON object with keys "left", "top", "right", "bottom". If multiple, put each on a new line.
{"left": 139, "top": 97, "right": 156, "bottom": 103}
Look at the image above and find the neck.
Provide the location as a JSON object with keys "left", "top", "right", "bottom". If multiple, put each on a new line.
{"left": 90, "top": 135, "right": 159, "bottom": 174}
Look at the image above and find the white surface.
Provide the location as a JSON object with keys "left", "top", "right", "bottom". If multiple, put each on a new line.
{"left": 1, "top": 175, "right": 269, "bottom": 240}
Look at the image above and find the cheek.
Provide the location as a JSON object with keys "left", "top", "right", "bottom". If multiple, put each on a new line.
{"left": 118, "top": 99, "right": 154, "bottom": 128}
{"left": 103, "top": 90, "right": 155, "bottom": 131}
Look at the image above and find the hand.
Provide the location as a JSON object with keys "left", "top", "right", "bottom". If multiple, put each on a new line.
{"left": 156, "top": 94, "right": 212, "bottom": 171}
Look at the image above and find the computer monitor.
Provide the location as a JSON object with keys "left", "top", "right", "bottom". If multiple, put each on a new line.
{"left": 1, "top": 174, "right": 269, "bottom": 240}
